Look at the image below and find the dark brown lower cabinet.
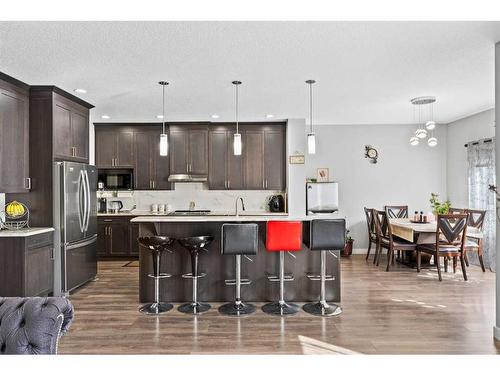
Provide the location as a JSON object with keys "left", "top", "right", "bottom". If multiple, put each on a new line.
{"left": 98, "top": 216, "right": 139, "bottom": 258}
{"left": 0, "top": 232, "right": 54, "bottom": 297}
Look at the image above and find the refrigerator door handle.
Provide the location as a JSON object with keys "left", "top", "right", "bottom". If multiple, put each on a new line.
{"left": 83, "top": 169, "right": 91, "bottom": 232}
{"left": 66, "top": 234, "right": 98, "bottom": 250}
{"left": 78, "top": 170, "right": 85, "bottom": 233}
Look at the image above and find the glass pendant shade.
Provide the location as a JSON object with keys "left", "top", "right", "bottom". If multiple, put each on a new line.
{"left": 159, "top": 133, "right": 168, "bottom": 156}
{"left": 307, "top": 133, "right": 316, "bottom": 154}
{"left": 425, "top": 120, "right": 436, "bottom": 130}
{"left": 427, "top": 137, "right": 438, "bottom": 147}
{"left": 409, "top": 136, "right": 419, "bottom": 146}
{"left": 233, "top": 133, "right": 242, "bottom": 155}
{"left": 415, "top": 128, "right": 427, "bottom": 139}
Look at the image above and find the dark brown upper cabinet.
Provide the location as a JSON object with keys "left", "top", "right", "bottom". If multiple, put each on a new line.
{"left": 95, "top": 127, "right": 134, "bottom": 168}
{"left": 169, "top": 124, "right": 208, "bottom": 175}
{"left": 208, "top": 125, "right": 244, "bottom": 190}
{"left": 0, "top": 73, "right": 30, "bottom": 193}
{"left": 242, "top": 124, "right": 286, "bottom": 191}
{"left": 52, "top": 93, "right": 90, "bottom": 162}
{"left": 30, "top": 86, "right": 93, "bottom": 164}
{"left": 133, "top": 126, "right": 170, "bottom": 190}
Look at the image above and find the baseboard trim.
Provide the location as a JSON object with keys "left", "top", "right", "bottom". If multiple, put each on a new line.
{"left": 352, "top": 248, "right": 369, "bottom": 255}
{"left": 494, "top": 326, "right": 500, "bottom": 341}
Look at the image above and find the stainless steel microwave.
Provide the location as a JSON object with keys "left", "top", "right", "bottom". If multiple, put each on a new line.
{"left": 97, "top": 169, "right": 134, "bottom": 190}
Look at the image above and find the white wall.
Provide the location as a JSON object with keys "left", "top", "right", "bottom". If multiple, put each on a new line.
{"left": 0, "top": 193, "right": 5, "bottom": 223}
{"left": 305, "top": 124, "right": 448, "bottom": 251}
{"left": 446, "top": 108, "right": 495, "bottom": 207}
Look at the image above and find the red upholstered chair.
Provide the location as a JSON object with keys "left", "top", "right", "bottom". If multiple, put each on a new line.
{"left": 262, "top": 221, "right": 303, "bottom": 315}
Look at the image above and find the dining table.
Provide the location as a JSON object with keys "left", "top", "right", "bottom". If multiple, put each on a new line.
{"left": 389, "top": 218, "right": 483, "bottom": 267}
{"left": 390, "top": 218, "right": 483, "bottom": 244}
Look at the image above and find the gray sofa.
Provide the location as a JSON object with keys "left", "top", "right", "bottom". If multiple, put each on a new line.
{"left": 0, "top": 297, "right": 74, "bottom": 354}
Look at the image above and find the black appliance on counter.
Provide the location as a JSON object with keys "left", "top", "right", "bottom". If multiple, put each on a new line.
{"left": 97, "top": 168, "right": 133, "bottom": 190}
{"left": 268, "top": 195, "right": 285, "bottom": 212}
{"left": 98, "top": 198, "right": 107, "bottom": 213}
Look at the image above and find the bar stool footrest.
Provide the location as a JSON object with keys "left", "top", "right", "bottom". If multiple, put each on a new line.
{"left": 224, "top": 278, "right": 252, "bottom": 286}
{"left": 306, "top": 273, "right": 335, "bottom": 281}
{"left": 267, "top": 273, "right": 294, "bottom": 282}
{"left": 147, "top": 273, "right": 172, "bottom": 279}
{"left": 182, "top": 272, "right": 207, "bottom": 279}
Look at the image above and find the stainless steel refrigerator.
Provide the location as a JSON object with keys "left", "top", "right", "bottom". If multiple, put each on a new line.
{"left": 53, "top": 161, "right": 98, "bottom": 295}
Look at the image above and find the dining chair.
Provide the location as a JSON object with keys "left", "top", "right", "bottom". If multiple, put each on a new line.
{"left": 373, "top": 210, "right": 416, "bottom": 271}
{"left": 364, "top": 207, "right": 377, "bottom": 262}
{"left": 464, "top": 209, "right": 487, "bottom": 272}
{"left": 416, "top": 214, "right": 468, "bottom": 281}
{"left": 448, "top": 207, "right": 466, "bottom": 214}
{"left": 384, "top": 205, "right": 409, "bottom": 219}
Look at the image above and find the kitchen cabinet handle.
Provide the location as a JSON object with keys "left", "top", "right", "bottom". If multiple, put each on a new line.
{"left": 152, "top": 180, "right": 155, "bottom": 189}
{"left": 265, "top": 179, "right": 268, "bottom": 189}
{"left": 104, "top": 219, "right": 112, "bottom": 222}
{"left": 224, "top": 180, "right": 227, "bottom": 189}
{"left": 227, "top": 180, "right": 230, "bottom": 189}
{"left": 25, "top": 177, "right": 31, "bottom": 190}
{"left": 50, "top": 247, "right": 55, "bottom": 260}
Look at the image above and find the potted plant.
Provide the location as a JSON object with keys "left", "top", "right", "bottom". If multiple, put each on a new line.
{"left": 342, "top": 230, "right": 354, "bottom": 257}
{"left": 430, "top": 193, "right": 451, "bottom": 215}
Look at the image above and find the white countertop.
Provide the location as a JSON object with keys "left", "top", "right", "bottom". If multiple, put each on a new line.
{"left": 0, "top": 227, "right": 54, "bottom": 237}
{"left": 100, "top": 210, "right": 289, "bottom": 217}
{"left": 131, "top": 213, "right": 342, "bottom": 223}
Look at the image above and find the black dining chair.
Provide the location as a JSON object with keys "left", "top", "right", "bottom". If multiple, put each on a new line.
{"left": 374, "top": 210, "right": 416, "bottom": 271}
{"left": 464, "top": 209, "right": 487, "bottom": 272}
{"left": 416, "top": 214, "right": 468, "bottom": 281}
{"left": 364, "top": 207, "right": 377, "bottom": 263}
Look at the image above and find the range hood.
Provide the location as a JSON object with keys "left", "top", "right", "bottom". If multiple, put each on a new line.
{"left": 168, "top": 174, "right": 208, "bottom": 183}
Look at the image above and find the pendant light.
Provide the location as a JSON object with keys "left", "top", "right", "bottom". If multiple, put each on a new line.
{"left": 158, "top": 81, "right": 169, "bottom": 156}
{"left": 410, "top": 96, "right": 439, "bottom": 147}
{"left": 232, "top": 80, "right": 242, "bottom": 156}
{"left": 306, "top": 79, "right": 316, "bottom": 154}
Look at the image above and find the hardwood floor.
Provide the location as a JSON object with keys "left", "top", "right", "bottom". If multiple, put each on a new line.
{"left": 59, "top": 255, "right": 500, "bottom": 354}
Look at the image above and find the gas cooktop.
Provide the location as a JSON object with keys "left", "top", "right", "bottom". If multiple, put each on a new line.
{"left": 167, "top": 210, "right": 211, "bottom": 216}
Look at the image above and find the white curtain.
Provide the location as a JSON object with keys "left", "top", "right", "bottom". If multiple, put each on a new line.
{"left": 467, "top": 138, "right": 496, "bottom": 272}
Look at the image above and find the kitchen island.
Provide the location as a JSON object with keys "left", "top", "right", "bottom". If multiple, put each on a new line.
{"left": 131, "top": 214, "right": 343, "bottom": 304}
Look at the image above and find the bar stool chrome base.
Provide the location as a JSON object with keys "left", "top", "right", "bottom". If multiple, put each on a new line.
{"left": 139, "top": 302, "right": 174, "bottom": 315}
{"left": 303, "top": 301, "right": 342, "bottom": 316}
{"left": 219, "top": 301, "right": 256, "bottom": 316}
{"left": 262, "top": 301, "right": 300, "bottom": 315}
{"left": 178, "top": 302, "right": 211, "bottom": 315}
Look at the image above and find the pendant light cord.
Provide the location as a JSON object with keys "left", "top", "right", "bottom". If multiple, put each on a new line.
{"left": 162, "top": 83, "right": 166, "bottom": 135}
{"left": 309, "top": 83, "right": 313, "bottom": 133}
{"left": 235, "top": 83, "right": 239, "bottom": 134}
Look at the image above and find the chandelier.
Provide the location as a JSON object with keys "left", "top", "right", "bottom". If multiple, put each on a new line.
{"left": 409, "top": 96, "right": 438, "bottom": 147}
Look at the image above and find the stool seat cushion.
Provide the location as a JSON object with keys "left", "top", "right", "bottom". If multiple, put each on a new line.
{"left": 308, "top": 219, "right": 346, "bottom": 251}
{"left": 138, "top": 236, "right": 175, "bottom": 250}
{"left": 222, "top": 223, "right": 258, "bottom": 255}
{"left": 178, "top": 236, "right": 214, "bottom": 251}
{"left": 266, "top": 221, "right": 303, "bottom": 252}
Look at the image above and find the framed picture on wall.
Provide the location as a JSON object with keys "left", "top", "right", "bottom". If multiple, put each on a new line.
{"left": 317, "top": 168, "right": 329, "bottom": 182}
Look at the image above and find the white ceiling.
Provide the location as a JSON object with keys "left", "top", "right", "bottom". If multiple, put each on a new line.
{"left": 1, "top": 21, "right": 500, "bottom": 124}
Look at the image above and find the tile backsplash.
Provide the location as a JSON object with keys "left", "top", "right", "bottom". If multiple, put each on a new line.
{"left": 98, "top": 183, "right": 283, "bottom": 212}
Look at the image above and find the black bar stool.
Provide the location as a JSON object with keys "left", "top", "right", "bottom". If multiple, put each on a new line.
{"left": 138, "top": 236, "right": 175, "bottom": 315}
{"left": 178, "top": 236, "right": 214, "bottom": 314}
{"left": 219, "top": 223, "right": 258, "bottom": 316}
{"left": 303, "top": 219, "right": 345, "bottom": 316}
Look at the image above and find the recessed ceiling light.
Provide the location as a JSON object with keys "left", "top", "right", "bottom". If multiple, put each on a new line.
{"left": 265, "top": 114, "right": 274, "bottom": 119}
{"left": 211, "top": 114, "right": 220, "bottom": 119}
{"left": 74, "top": 88, "right": 87, "bottom": 94}
{"left": 156, "top": 115, "right": 164, "bottom": 119}
{"left": 101, "top": 115, "right": 110, "bottom": 119}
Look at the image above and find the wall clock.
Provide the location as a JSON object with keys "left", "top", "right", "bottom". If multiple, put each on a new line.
{"left": 364, "top": 145, "right": 378, "bottom": 164}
